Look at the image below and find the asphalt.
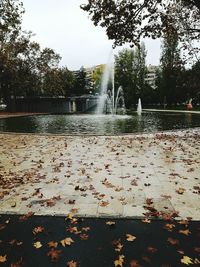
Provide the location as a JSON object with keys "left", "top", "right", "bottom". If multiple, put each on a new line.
{"left": 0, "top": 214, "right": 199, "bottom": 267}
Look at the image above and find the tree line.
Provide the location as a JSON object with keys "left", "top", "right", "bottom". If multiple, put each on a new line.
{"left": 0, "top": 0, "right": 200, "bottom": 109}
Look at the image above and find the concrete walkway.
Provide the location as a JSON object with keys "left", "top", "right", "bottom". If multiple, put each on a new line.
{"left": 0, "top": 129, "right": 199, "bottom": 220}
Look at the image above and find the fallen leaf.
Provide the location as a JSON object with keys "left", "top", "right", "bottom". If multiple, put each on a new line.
{"left": 47, "top": 249, "right": 62, "bottom": 262}
{"left": 48, "top": 241, "right": 58, "bottom": 248}
{"left": 32, "top": 226, "right": 44, "bottom": 235}
{"left": 164, "top": 223, "right": 176, "bottom": 232}
{"left": 19, "top": 212, "right": 34, "bottom": 222}
{"left": 66, "top": 226, "right": 79, "bottom": 234}
{"left": 79, "top": 233, "right": 89, "bottom": 240}
{"left": 100, "top": 201, "right": 109, "bottom": 207}
{"left": 82, "top": 227, "right": 90, "bottom": 232}
{"left": 167, "top": 237, "right": 179, "bottom": 245}
{"left": 126, "top": 234, "right": 136, "bottom": 242}
{"left": 33, "top": 241, "right": 42, "bottom": 249}
{"left": 179, "top": 229, "right": 191, "bottom": 236}
{"left": 147, "top": 247, "right": 158, "bottom": 253}
{"left": 194, "top": 247, "right": 200, "bottom": 253}
{"left": 114, "top": 255, "right": 125, "bottom": 267}
{"left": 194, "top": 258, "right": 200, "bottom": 264}
{"left": 67, "top": 260, "right": 78, "bottom": 267}
{"left": 10, "top": 258, "right": 23, "bottom": 267}
{"left": 130, "top": 259, "right": 141, "bottom": 267}
{"left": 180, "top": 256, "right": 193, "bottom": 265}
{"left": 106, "top": 221, "right": 115, "bottom": 226}
{"left": 141, "top": 256, "right": 151, "bottom": 263}
{"left": 60, "top": 237, "right": 74, "bottom": 247}
{"left": 176, "top": 188, "right": 185, "bottom": 194}
{"left": 142, "top": 218, "right": 151, "bottom": 224}
{"left": 0, "top": 255, "right": 7, "bottom": 263}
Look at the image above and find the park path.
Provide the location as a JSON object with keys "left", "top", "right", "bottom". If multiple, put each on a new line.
{"left": 0, "top": 130, "right": 199, "bottom": 220}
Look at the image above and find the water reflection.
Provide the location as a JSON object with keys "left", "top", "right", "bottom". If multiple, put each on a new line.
{"left": 0, "top": 112, "right": 200, "bottom": 135}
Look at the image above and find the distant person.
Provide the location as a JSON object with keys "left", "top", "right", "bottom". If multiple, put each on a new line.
{"left": 186, "top": 98, "right": 193, "bottom": 110}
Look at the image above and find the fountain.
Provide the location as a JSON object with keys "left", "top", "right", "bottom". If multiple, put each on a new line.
{"left": 137, "top": 98, "right": 142, "bottom": 115}
{"left": 96, "top": 51, "right": 126, "bottom": 115}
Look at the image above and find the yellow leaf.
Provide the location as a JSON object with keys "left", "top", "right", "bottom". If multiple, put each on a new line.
{"left": 126, "top": 234, "right": 136, "bottom": 242}
{"left": 67, "top": 260, "right": 78, "bottom": 267}
{"left": 106, "top": 221, "right": 115, "bottom": 226}
{"left": 33, "top": 241, "right": 42, "bottom": 249}
{"left": 0, "top": 255, "right": 7, "bottom": 263}
{"left": 142, "top": 218, "right": 151, "bottom": 224}
{"left": 181, "top": 256, "right": 193, "bottom": 265}
{"left": 60, "top": 237, "right": 74, "bottom": 247}
{"left": 114, "top": 255, "right": 125, "bottom": 267}
{"left": 115, "top": 243, "right": 123, "bottom": 252}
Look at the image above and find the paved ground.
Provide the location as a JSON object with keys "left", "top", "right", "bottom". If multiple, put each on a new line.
{"left": 0, "top": 129, "right": 199, "bottom": 220}
{"left": 0, "top": 214, "right": 199, "bottom": 267}
{"left": 0, "top": 112, "right": 46, "bottom": 119}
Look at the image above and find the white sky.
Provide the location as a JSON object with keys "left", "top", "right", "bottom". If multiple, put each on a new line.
{"left": 22, "top": 0, "right": 161, "bottom": 71}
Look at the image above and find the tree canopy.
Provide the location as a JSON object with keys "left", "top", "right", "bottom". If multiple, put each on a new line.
{"left": 81, "top": 0, "right": 200, "bottom": 59}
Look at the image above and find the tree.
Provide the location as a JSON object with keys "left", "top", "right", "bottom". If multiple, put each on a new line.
{"left": 159, "top": 31, "right": 184, "bottom": 105}
{"left": 91, "top": 64, "right": 105, "bottom": 93}
{"left": 81, "top": 1, "right": 200, "bottom": 60}
{"left": 73, "top": 67, "right": 91, "bottom": 95}
{"left": 0, "top": 0, "right": 25, "bottom": 101}
{"left": 115, "top": 44, "right": 147, "bottom": 108}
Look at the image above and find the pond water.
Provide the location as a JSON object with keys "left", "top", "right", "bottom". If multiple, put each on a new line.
{"left": 0, "top": 111, "right": 199, "bottom": 135}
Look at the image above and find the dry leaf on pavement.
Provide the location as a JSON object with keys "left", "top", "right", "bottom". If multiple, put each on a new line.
{"left": 126, "top": 234, "right": 136, "bottom": 242}
{"left": 33, "top": 241, "right": 42, "bottom": 249}
{"left": 180, "top": 256, "right": 193, "bottom": 265}
{"left": 60, "top": 237, "right": 74, "bottom": 247}
{"left": 0, "top": 255, "right": 7, "bottom": 263}
{"left": 67, "top": 260, "right": 78, "bottom": 267}
{"left": 114, "top": 255, "right": 125, "bottom": 267}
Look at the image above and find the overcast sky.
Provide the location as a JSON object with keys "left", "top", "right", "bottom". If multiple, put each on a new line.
{"left": 22, "top": 0, "right": 161, "bottom": 70}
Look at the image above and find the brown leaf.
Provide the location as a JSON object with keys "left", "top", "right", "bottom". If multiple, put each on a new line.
{"left": 194, "top": 247, "right": 200, "bottom": 253}
{"left": 141, "top": 256, "right": 151, "bottom": 263}
{"left": 147, "top": 246, "right": 158, "bottom": 253}
{"left": 79, "top": 233, "right": 89, "bottom": 240}
{"left": 32, "top": 226, "right": 44, "bottom": 235}
{"left": 126, "top": 234, "right": 136, "bottom": 242}
{"left": 100, "top": 201, "right": 109, "bottom": 207}
{"left": 47, "top": 249, "right": 62, "bottom": 262}
{"left": 129, "top": 259, "right": 141, "bottom": 267}
{"left": 66, "top": 226, "right": 79, "bottom": 234}
{"left": 68, "top": 199, "right": 76, "bottom": 205}
{"left": 82, "top": 227, "right": 90, "bottom": 232}
{"left": 167, "top": 237, "right": 179, "bottom": 245}
{"left": 19, "top": 212, "right": 34, "bottom": 222}
{"left": 179, "top": 229, "right": 191, "bottom": 236}
{"left": 164, "top": 223, "right": 175, "bottom": 232}
{"left": 176, "top": 188, "right": 185, "bottom": 194}
{"left": 46, "top": 199, "right": 56, "bottom": 207}
{"left": 48, "top": 241, "right": 58, "bottom": 248}
{"left": 10, "top": 258, "right": 24, "bottom": 267}
{"left": 0, "top": 255, "right": 7, "bottom": 263}
{"left": 67, "top": 260, "right": 78, "bottom": 267}
{"left": 60, "top": 237, "right": 74, "bottom": 247}
{"left": 112, "top": 239, "right": 123, "bottom": 252}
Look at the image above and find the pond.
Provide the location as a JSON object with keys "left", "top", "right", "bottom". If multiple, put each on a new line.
{"left": 0, "top": 111, "right": 199, "bottom": 135}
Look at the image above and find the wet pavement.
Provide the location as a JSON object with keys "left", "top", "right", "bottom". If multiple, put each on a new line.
{"left": 0, "top": 214, "right": 199, "bottom": 266}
